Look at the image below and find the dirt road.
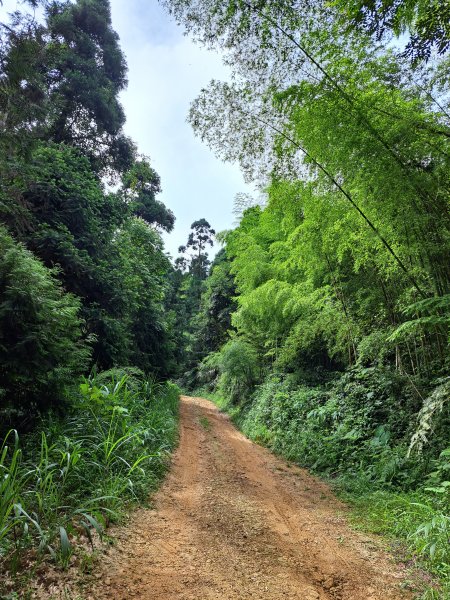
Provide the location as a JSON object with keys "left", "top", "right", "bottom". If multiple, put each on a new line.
{"left": 90, "top": 396, "right": 412, "bottom": 599}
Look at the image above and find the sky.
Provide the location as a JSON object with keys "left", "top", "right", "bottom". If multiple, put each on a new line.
{"left": 0, "top": 0, "right": 254, "bottom": 258}
{"left": 109, "top": 0, "right": 254, "bottom": 258}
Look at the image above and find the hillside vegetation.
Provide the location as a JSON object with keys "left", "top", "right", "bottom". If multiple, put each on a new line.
{"left": 0, "top": 0, "right": 449, "bottom": 597}
{"left": 162, "top": 1, "right": 450, "bottom": 596}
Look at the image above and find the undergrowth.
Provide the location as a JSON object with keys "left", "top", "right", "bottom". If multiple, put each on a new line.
{"left": 0, "top": 369, "right": 180, "bottom": 596}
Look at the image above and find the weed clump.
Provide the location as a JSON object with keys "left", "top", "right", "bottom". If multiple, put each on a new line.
{"left": 0, "top": 370, "right": 180, "bottom": 593}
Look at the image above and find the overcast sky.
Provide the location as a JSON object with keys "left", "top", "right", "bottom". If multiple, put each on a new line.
{"left": 1, "top": 0, "right": 254, "bottom": 258}
{"left": 109, "top": 0, "right": 253, "bottom": 258}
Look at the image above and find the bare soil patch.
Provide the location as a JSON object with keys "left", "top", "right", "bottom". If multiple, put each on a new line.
{"left": 65, "top": 396, "right": 414, "bottom": 599}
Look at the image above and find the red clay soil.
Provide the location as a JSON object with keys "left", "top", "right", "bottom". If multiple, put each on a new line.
{"left": 84, "top": 395, "right": 412, "bottom": 599}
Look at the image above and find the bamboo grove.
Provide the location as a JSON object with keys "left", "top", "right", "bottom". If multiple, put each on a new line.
{"left": 165, "top": 0, "right": 450, "bottom": 401}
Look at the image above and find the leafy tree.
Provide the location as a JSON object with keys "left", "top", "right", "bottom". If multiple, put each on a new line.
{"left": 43, "top": 0, "right": 135, "bottom": 174}
{"left": 165, "top": 218, "right": 216, "bottom": 380}
{"left": 208, "top": 338, "right": 260, "bottom": 404}
{"left": 164, "top": 263, "right": 191, "bottom": 375}
{"left": 115, "top": 217, "right": 173, "bottom": 375}
{"left": 187, "top": 248, "right": 238, "bottom": 384}
{"left": 0, "top": 142, "right": 129, "bottom": 367}
{"left": 334, "top": 0, "right": 450, "bottom": 62}
{"left": 182, "top": 218, "right": 216, "bottom": 280}
{"left": 0, "top": 0, "right": 135, "bottom": 177}
{"left": 194, "top": 248, "right": 237, "bottom": 354}
{"left": 122, "top": 158, "right": 175, "bottom": 232}
{"left": 0, "top": 0, "right": 178, "bottom": 401}
{"left": 0, "top": 225, "right": 90, "bottom": 420}
{"left": 177, "top": 218, "right": 216, "bottom": 312}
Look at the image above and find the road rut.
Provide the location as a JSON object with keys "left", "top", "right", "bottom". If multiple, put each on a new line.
{"left": 89, "top": 395, "right": 412, "bottom": 599}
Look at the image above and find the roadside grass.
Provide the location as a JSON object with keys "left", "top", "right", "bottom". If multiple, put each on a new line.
{"left": 193, "top": 388, "right": 241, "bottom": 420}
{"left": 336, "top": 485, "right": 450, "bottom": 598}
{"left": 199, "top": 416, "right": 211, "bottom": 430}
{"left": 0, "top": 370, "right": 180, "bottom": 597}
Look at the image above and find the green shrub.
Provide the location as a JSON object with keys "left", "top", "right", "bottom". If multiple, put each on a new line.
{"left": 235, "top": 368, "right": 438, "bottom": 487}
{"left": 209, "top": 339, "right": 260, "bottom": 404}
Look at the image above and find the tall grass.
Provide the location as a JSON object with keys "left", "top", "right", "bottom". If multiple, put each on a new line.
{"left": 0, "top": 430, "right": 23, "bottom": 545}
{"left": 0, "top": 370, "right": 179, "bottom": 584}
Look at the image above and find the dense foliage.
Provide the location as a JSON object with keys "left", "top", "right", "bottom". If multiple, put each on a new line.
{"left": 0, "top": 225, "right": 90, "bottom": 420}
{"left": 166, "top": 218, "right": 217, "bottom": 383}
{"left": 0, "top": 0, "right": 181, "bottom": 586}
{"left": 334, "top": 0, "right": 450, "bottom": 62}
{"left": 0, "top": 0, "right": 176, "bottom": 422}
{"left": 0, "top": 371, "right": 179, "bottom": 594}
